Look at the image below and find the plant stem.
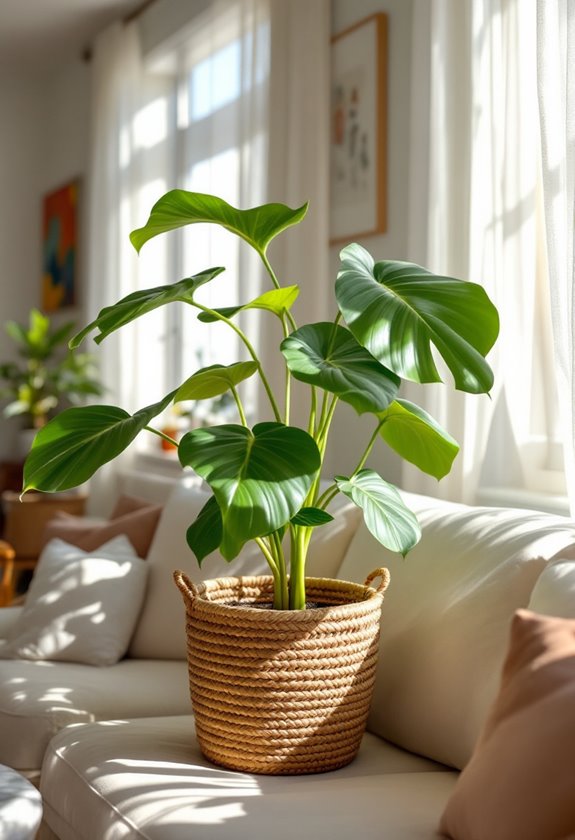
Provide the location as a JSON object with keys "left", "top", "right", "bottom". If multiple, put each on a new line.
{"left": 281, "top": 314, "right": 291, "bottom": 425}
{"left": 230, "top": 385, "right": 248, "bottom": 426}
{"left": 193, "top": 303, "right": 281, "bottom": 422}
{"left": 289, "top": 527, "right": 309, "bottom": 610}
{"left": 354, "top": 419, "right": 385, "bottom": 473}
{"left": 144, "top": 426, "right": 179, "bottom": 447}
{"left": 260, "top": 252, "right": 281, "bottom": 291}
{"left": 270, "top": 531, "right": 289, "bottom": 609}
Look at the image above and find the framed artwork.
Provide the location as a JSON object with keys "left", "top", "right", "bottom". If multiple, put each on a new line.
{"left": 330, "top": 14, "right": 388, "bottom": 243}
{"left": 42, "top": 180, "right": 79, "bottom": 311}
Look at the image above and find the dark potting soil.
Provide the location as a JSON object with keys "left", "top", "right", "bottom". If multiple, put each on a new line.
{"left": 227, "top": 600, "right": 332, "bottom": 610}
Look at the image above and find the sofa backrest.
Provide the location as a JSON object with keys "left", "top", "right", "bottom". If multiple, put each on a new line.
{"left": 128, "top": 478, "right": 363, "bottom": 660}
{"left": 338, "top": 491, "right": 575, "bottom": 770}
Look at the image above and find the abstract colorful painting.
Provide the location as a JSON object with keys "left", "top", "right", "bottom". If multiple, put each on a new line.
{"left": 42, "top": 181, "right": 78, "bottom": 311}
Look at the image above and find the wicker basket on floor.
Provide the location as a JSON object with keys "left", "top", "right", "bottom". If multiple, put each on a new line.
{"left": 174, "top": 568, "right": 390, "bottom": 775}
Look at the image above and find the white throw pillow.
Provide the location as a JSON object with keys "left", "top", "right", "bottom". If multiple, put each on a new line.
{"left": 338, "top": 491, "right": 575, "bottom": 770}
{"left": 1, "top": 535, "right": 147, "bottom": 666}
{"left": 528, "top": 557, "right": 575, "bottom": 617}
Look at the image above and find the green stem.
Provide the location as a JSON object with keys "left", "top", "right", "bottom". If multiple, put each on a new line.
{"left": 145, "top": 426, "right": 178, "bottom": 447}
{"left": 354, "top": 419, "right": 385, "bottom": 473}
{"left": 289, "top": 527, "right": 308, "bottom": 610}
{"left": 281, "top": 315, "right": 291, "bottom": 425}
{"left": 271, "top": 531, "right": 289, "bottom": 609}
{"left": 230, "top": 385, "right": 248, "bottom": 427}
{"left": 260, "top": 252, "right": 281, "bottom": 291}
{"left": 194, "top": 303, "right": 281, "bottom": 421}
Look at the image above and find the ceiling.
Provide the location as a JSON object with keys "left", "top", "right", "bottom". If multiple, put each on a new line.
{"left": 0, "top": 0, "right": 145, "bottom": 73}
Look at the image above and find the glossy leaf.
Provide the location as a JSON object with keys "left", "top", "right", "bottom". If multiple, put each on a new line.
{"left": 130, "top": 190, "right": 308, "bottom": 257}
{"left": 186, "top": 495, "right": 223, "bottom": 565}
{"left": 378, "top": 399, "right": 459, "bottom": 479}
{"left": 281, "top": 322, "right": 400, "bottom": 414}
{"left": 175, "top": 362, "right": 258, "bottom": 402}
{"left": 335, "top": 469, "right": 421, "bottom": 556}
{"left": 335, "top": 243, "right": 499, "bottom": 394}
{"left": 71, "top": 269, "right": 224, "bottom": 348}
{"left": 198, "top": 286, "right": 300, "bottom": 323}
{"left": 178, "top": 422, "right": 321, "bottom": 559}
{"left": 22, "top": 392, "right": 176, "bottom": 493}
{"left": 291, "top": 507, "right": 334, "bottom": 527}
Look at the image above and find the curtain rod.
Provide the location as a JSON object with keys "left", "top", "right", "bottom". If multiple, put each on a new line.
{"left": 123, "top": 0, "right": 156, "bottom": 24}
{"left": 82, "top": 0, "right": 156, "bottom": 62}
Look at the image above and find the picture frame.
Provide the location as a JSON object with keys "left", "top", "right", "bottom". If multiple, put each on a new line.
{"left": 42, "top": 180, "right": 79, "bottom": 311}
{"left": 330, "top": 13, "right": 388, "bottom": 244}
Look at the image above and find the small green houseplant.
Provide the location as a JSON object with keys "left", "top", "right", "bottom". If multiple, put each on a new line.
{"left": 23, "top": 191, "right": 499, "bottom": 610}
{"left": 0, "top": 309, "right": 104, "bottom": 430}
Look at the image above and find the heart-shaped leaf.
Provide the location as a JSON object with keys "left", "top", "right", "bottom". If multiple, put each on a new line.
{"left": 130, "top": 190, "right": 308, "bottom": 257}
{"left": 335, "top": 469, "right": 421, "bottom": 556}
{"left": 291, "top": 507, "right": 334, "bottom": 527}
{"left": 178, "top": 422, "right": 321, "bottom": 559}
{"left": 71, "top": 268, "right": 224, "bottom": 348}
{"left": 198, "top": 286, "right": 300, "bottom": 323}
{"left": 175, "top": 362, "right": 258, "bottom": 403}
{"left": 378, "top": 399, "right": 459, "bottom": 479}
{"left": 23, "top": 392, "right": 176, "bottom": 493}
{"left": 335, "top": 243, "right": 499, "bottom": 394}
{"left": 186, "top": 495, "right": 223, "bottom": 565}
{"left": 281, "top": 322, "right": 400, "bottom": 414}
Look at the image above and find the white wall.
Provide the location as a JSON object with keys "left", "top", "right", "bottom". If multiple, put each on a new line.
{"left": 0, "top": 60, "right": 90, "bottom": 459}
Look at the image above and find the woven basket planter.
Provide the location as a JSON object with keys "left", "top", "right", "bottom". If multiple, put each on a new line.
{"left": 173, "top": 567, "right": 390, "bottom": 775}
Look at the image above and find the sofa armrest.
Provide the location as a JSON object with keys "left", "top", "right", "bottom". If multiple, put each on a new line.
{"left": 0, "top": 606, "right": 23, "bottom": 638}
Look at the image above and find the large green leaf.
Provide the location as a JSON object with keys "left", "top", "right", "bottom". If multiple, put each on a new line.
{"left": 130, "top": 190, "right": 308, "bottom": 257}
{"left": 186, "top": 495, "right": 223, "bottom": 565}
{"left": 178, "top": 422, "right": 321, "bottom": 559}
{"left": 198, "top": 286, "right": 300, "bottom": 323}
{"left": 291, "top": 507, "right": 334, "bottom": 527}
{"left": 378, "top": 399, "right": 459, "bottom": 480}
{"left": 280, "top": 322, "right": 400, "bottom": 414}
{"left": 175, "top": 362, "right": 258, "bottom": 402}
{"left": 335, "top": 469, "right": 421, "bottom": 556}
{"left": 335, "top": 243, "right": 499, "bottom": 394}
{"left": 71, "top": 268, "right": 224, "bottom": 348}
{"left": 22, "top": 392, "right": 176, "bottom": 493}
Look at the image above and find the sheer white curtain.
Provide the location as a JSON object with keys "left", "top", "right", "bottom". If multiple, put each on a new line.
{"left": 403, "top": 0, "right": 544, "bottom": 504}
{"left": 264, "top": 0, "right": 331, "bottom": 427}
{"left": 537, "top": 0, "right": 575, "bottom": 512}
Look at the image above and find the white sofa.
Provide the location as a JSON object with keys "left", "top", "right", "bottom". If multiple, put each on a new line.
{"left": 1, "top": 475, "right": 575, "bottom": 839}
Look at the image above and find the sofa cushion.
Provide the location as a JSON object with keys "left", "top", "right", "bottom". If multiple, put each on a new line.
{"left": 439, "top": 609, "right": 575, "bottom": 840}
{"left": 42, "top": 501, "right": 163, "bottom": 558}
{"left": 128, "top": 480, "right": 267, "bottom": 660}
{"left": 0, "top": 659, "right": 190, "bottom": 773}
{"left": 338, "top": 491, "right": 575, "bottom": 769}
{"left": 528, "top": 558, "right": 575, "bottom": 617}
{"left": 40, "top": 716, "right": 457, "bottom": 840}
{"left": 0, "top": 536, "right": 147, "bottom": 666}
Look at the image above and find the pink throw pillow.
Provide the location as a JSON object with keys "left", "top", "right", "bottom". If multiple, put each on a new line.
{"left": 42, "top": 504, "right": 163, "bottom": 559}
{"left": 439, "top": 609, "right": 575, "bottom": 840}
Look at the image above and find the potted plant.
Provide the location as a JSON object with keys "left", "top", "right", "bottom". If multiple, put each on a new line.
{"left": 22, "top": 190, "right": 499, "bottom": 773}
{"left": 0, "top": 309, "right": 104, "bottom": 458}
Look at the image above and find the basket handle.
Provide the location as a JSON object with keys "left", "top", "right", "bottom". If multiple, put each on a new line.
{"left": 364, "top": 567, "right": 390, "bottom": 595}
{"left": 173, "top": 569, "right": 200, "bottom": 600}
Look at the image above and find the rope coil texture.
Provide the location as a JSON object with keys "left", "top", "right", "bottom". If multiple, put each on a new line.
{"left": 174, "top": 569, "right": 389, "bottom": 775}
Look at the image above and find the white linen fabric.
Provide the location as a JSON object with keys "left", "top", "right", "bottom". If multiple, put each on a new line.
{"left": 0, "top": 763, "right": 43, "bottom": 840}
{"left": 40, "top": 716, "right": 457, "bottom": 840}
{"left": 404, "top": 0, "right": 551, "bottom": 504}
{"left": 0, "top": 536, "right": 147, "bottom": 666}
{"left": 537, "top": 0, "right": 575, "bottom": 512}
{"left": 338, "top": 491, "right": 575, "bottom": 770}
{"left": 0, "top": 660, "right": 189, "bottom": 773}
{"left": 528, "top": 558, "right": 575, "bottom": 618}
